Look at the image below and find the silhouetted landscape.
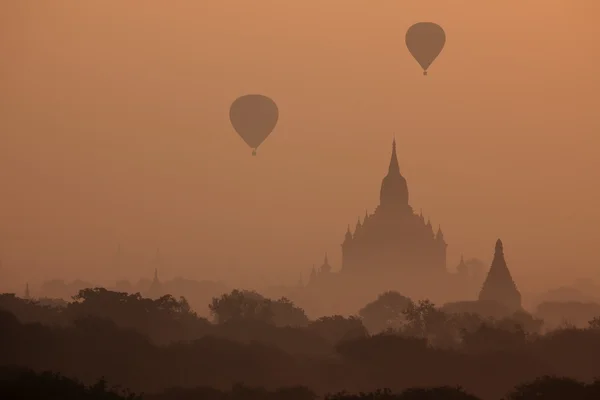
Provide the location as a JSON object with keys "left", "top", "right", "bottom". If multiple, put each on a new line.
{"left": 2, "top": 1, "right": 599, "bottom": 398}
{"left": 4, "top": 282, "right": 600, "bottom": 399}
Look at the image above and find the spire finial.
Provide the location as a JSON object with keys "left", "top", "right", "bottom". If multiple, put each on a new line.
{"left": 153, "top": 268, "right": 158, "bottom": 282}
{"left": 436, "top": 225, "right": 444, "bottom": 239}
{"left": 388, "top": 137, "right": 400, "bottom": 174}
{"left": 495, "top": 239, "right": 504, "bottom": 255}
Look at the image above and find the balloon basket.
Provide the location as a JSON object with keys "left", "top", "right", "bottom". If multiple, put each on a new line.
{"left": 423, "top": 71, "right": 428, "bottom": 76}
{"left": 252, "top": 149, "right": 257, "bottom": 156}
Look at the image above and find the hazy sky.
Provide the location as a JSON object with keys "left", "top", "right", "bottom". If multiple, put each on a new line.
{"left": 1, "top": 1, "right": 599, "bottom": 292}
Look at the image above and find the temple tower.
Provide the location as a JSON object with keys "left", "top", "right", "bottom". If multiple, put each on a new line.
{"left": 479, "top": 239, "right": 522, "bottom": 311}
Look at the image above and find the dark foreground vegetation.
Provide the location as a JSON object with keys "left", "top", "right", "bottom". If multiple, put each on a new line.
{"left": 2, "top": 289, "right": 600, "bottom": 399}
{"left": 2, "top": 366, "right": 600, "bottom": 400}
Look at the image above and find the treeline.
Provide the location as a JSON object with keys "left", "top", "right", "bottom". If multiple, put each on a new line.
{"left": 3, "top": 289, "right": 600, "bottom": 398}
{"left": 0, "top": 289, "right": 547, "bottom": 347}
{"left": 3, "top": 366, "right": 600, "bottom": 399}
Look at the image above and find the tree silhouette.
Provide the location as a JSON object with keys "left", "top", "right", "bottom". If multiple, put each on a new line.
{"left": 505, "top": 376, "right": 588, "bottom": 400}
{"left": 308, "top": 315, "right": 368, "bottom": 344}
{"left": 209, "top": 290, "right": 308, "bottom": 327}
{"left": 403, "top": 300, "right": 455, "bottom": 347}
{"left": 0, "top": 367, "right": 141, "bottom": 400}
{"left": 359, "top": 291, "right": 412, "bottom": 334}
{"left": 65, "top": 288, "right": 210, "bottom": 344}
{"left": 209, "top": 289, "right": 273, "bottom": 324}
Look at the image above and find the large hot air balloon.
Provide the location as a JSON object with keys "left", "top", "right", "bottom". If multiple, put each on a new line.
{"left": 229, "top": 94, "right": 279, "bottom": 156}
{"left": 405, "top": 22, "right": 446, "bottom": 76}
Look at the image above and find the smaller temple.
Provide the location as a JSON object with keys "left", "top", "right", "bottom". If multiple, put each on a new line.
{"left": 148, "top": 268, "right": 162, "bottom": 298}
{"left": 147, "top": 249, "right": 164, "bottom": 298}
{"left": 24, "top": 283, "right": 30, "bottom": 300}
{"left": 456, "top": 254, "right": 468, "bottom": 276}
{"left": 479, "top": 239, "right": 521, "bottom": 311}
{"left": 320, "top": 253, "right": 332, "bottom": 274}
{"left": 308, "top": 254, "right": 333, "bottom": 285}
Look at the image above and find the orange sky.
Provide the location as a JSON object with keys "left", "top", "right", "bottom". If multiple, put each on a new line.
{"left": 0, "top": 1, "right": 599, "bottom": 293}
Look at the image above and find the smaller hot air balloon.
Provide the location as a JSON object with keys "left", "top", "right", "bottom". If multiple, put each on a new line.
{"left": 405, "top": 22, "right": 446, "bottom": 76}
{"left": 229, "top": 94, "right": 279, "bottom": 156}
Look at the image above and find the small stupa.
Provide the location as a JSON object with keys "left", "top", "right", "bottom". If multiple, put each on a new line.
{"left": 478, "top": 239, "right": 522, "bottom": 311}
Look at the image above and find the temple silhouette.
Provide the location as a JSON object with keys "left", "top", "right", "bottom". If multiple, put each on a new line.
{"left": 341, "top": 138, "right": 447, "bottom": 276}
{"left": 479, "top": 239, "right": 522, "bottom": 311}
{"left": 310, "top": 139, "right": 448, "bottom": 288}
{"left": 303, "top": 140, "right": 523, "bottom": 313}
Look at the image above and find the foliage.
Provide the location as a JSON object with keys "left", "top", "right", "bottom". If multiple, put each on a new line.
{"left": 209, "top": 290, "right": 309, "bottom": 327}
{"left": 359, "top": 291, "right": 411, "bottom": 334}
{"left": 0, "top": 367, "right": 141, "bottom": 400}
{"left": 5, "top": 288, "right": 600, "bottom": 398}
{"left": 308, "top": 315, "right": 368, "bottom": 344}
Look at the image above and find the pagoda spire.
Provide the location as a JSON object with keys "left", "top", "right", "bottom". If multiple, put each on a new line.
{"left": 24, "top": 283, "right": 30, "bottom": 299}
{"left": 479, "top": 239, "right": 522, "bottom": 311}
{"left": 309, "top": 264, "right": 317, "bottom": 284}
{"left": 344, "top": 225, "right": 353, "bottom": 242}
{"left": 379, "top": 138, "right": 409, "bottom": 208}
{"left": 388, "top": 137, "right": 400, "bottom": 174}
{"left": 320, "top": 253, "right": 332, "bottom": 273}
{"left": 436, "top": 225, "right": 444, "bottom": 240}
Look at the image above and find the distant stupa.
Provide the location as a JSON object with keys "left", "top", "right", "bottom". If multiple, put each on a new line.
{"left": 147, "top": 249, "right": 163, "bottom": 299}
{"left": 478, "top": 239, "right": 522, "bottom": 311}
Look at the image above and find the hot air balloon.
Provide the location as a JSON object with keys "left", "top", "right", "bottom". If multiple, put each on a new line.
{"left": 229, "top": 94, "right": 279, "bottom": 156}
{"left": 405, "top": 22, "right": 446, "bottom": 76}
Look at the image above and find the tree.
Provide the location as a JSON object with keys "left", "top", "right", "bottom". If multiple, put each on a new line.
{"left": 588, "top": 316, "right": 600, "bottom": 329}
{"left": 325, "top": 387, "right": 481, "bottom": 399}
{"left": 66, "top": 288, "right": 209, "bottom": 344}
{"left": 359, "top": 291, "right": 412, "bottom": 334}
{"left": 400, "top": 386, "right": 481, "bottom": 399}
{"left": 403, "top": 300, "right": 454, "bottom": 346}
{"left": 0, "top": 293, "right": 63, "bottom": 325}
{"left": 208, "top": 290, "right": 309, "bottom": 327}
{"left": 208, "top": 290, "right": 273, "bottom": 324}
{"left": 308, "top": 315, "right": 368, "bottom": 344}
{"left": 499, "top": 310, "right": 543, "bottom": 334}
{"left": 461, "top": 322, "right": 527, "bottom": 354}
{"left": 270, "top": 297, "right": 310, "bottom": 327}
{"left": 0, "top": 366, "right": 141, "bottom": 400}
{"left": 506, "top": 376, "right": 587, "bottom": 400}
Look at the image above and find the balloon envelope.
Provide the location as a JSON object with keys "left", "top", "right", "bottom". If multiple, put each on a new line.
{"left": 229, "top": 94, "right": 278, "bottom": 151}
{"left": 405, "top": 22, "right": 446, "bottom": 74}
